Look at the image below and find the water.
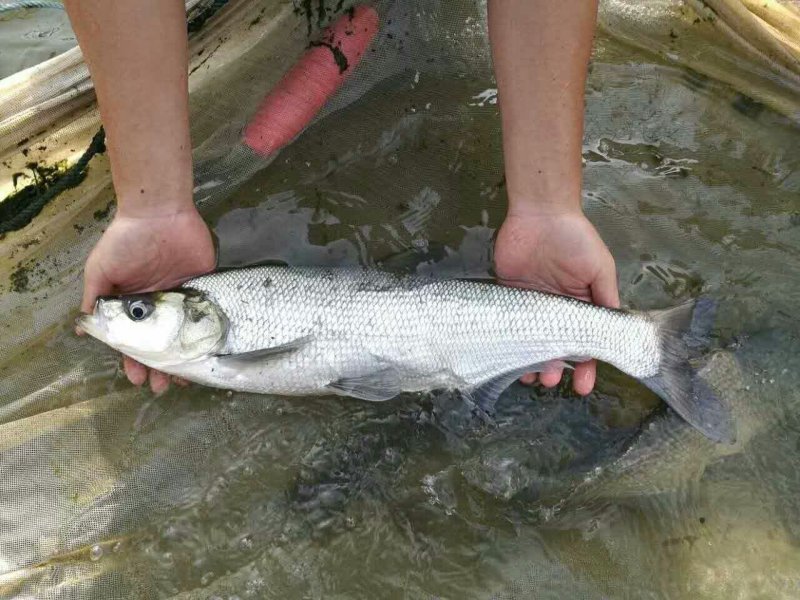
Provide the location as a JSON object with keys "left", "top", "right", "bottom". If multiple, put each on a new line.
{"left": 2, "top": 3, "right": 800, "bottom": 599}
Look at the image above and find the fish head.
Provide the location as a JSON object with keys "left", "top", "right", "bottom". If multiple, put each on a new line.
{"left": 78, "top": 290, "right": 228, "bottom": 366}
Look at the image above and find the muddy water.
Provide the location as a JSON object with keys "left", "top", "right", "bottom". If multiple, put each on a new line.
{"left": 1, "top": 2, "right": 800, "bottom": 598}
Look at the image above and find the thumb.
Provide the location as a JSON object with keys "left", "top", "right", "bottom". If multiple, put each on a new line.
{"left": 81, "top": 262, "right": 112, "bottom": 315}
{"left": 591, "top": 257, "right": 620, "bottom": 309}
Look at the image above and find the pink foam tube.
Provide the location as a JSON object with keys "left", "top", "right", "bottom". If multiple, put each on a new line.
{"left": 242, "top": 5, "right": 380, "bottom": 157}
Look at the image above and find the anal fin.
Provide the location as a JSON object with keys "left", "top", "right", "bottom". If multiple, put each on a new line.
{"left": 469, "top": 361, "right": 573, "bottom": 412}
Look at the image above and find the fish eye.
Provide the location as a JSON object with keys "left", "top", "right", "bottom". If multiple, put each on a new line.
{"left": 125, "top": 298, "right": 155, "bottom": 322}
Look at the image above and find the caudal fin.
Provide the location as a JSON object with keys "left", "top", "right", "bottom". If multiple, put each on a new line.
{"left": 640, "top": 298, "right": 736, "bottom": 444}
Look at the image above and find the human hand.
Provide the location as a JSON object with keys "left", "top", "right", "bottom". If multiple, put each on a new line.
{"left": 80, "top": 208, "right": 216, "bottom": 393}
{"left": 493, "top": 209, "right": 619, "bottom": 395}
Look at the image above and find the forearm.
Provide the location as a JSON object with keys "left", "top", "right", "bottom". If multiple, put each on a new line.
{"left": 64, "top": 0, "right": 193, "bottom": 218}
{"left": 488, "top": 0, "right": 598, "bottom": 217}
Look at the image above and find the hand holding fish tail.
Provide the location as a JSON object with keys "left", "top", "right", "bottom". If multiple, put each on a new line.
{"left": 494, "top": 210, "right": 619, "bottom": 395}
{"left": 489, "top": 0, "right": 615, "bottom": 394}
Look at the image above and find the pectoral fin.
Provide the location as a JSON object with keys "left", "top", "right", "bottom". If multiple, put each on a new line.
{"left": 215, "top": 335, "right": 313, "bottom": 364}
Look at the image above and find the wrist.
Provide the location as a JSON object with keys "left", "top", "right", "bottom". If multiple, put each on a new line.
{"left": 506, "top": 194, "right": 584, "bottom": 220}
{"left": 114, "top": 178, "right": 196, "bottom": 219}
{"left": 503, "top": 161, "right": 583, "bottom": 219}
{"left": 105, "top": 131, "right": 194, "bottom": 220}
{"left": 115, "top": 198, "right": 198, "bottom": 220}
{"left": 500, "top": 123, "right": 584, "bottom": 219}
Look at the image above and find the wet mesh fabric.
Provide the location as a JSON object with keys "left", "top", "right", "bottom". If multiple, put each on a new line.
{"left": 0, "top": 1, "right": 799, "bottom": 598}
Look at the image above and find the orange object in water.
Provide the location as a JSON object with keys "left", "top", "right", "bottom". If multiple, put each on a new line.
{"left": 242, "top": 5, "right": 380, "bottom": 157}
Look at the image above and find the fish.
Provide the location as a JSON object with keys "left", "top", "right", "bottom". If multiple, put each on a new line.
{"left": 77, "top": 265, "right": 734, "bottom": 443}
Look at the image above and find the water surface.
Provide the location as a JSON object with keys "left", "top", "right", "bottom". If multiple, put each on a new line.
{"left": 1, "top": 2, "right": 799, "bottom": 598}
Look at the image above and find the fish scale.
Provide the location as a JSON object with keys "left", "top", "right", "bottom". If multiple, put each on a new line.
{"left": 80, "top": 266, "right": 735, "bottom": 443}
{"left": 182, "top": 267, "right": 660, "bottom": 393}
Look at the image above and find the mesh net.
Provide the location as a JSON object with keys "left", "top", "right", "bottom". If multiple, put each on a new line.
{"left": 1, "top": 0, "right": 800, "bottom": 598}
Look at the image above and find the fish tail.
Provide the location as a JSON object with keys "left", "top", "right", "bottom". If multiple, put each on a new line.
{"left": 640, "top": 297, "right": 736, "bottom": 444}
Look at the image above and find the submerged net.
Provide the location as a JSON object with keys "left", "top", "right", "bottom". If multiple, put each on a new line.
{"left": 0, "top": 1, "right": 799, "bottom": 598}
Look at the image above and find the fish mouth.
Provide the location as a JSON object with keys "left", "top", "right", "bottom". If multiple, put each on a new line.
{"left": 75, "top": 311, "right": 106, "bottom": 341}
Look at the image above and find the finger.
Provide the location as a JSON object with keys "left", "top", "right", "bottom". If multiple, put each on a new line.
{"left": 149, "top": 369, "right": 170, "bottom": 395}
{"left": 539, "top": 366, "right": 563, "bottom": 388}
{"left": 584, "top": 258, "right": 618, "bottom": 395}
{"left": 81, "top": 265, "right": 110, "bottom": 315}
{"left": 173, "top": 376, "right": 190, "bottom": 387}
{"left": 572, "top": 360, "right": 597, "bottom": 396}
{"left": 78, "top": 261, "right": 112, "bottom": 336}
{"left": 591, "top": 258, "right": 620, "bottom": 309}
{"left": 123, "top": 356, "right": 148, "bottom": 386}
{"left": 520, "top": 373, "right": 538, "bottom": 385}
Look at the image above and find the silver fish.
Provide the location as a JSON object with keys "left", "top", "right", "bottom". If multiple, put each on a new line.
{"left": 77, "top": 266, "right": 733, "bottom": 443}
